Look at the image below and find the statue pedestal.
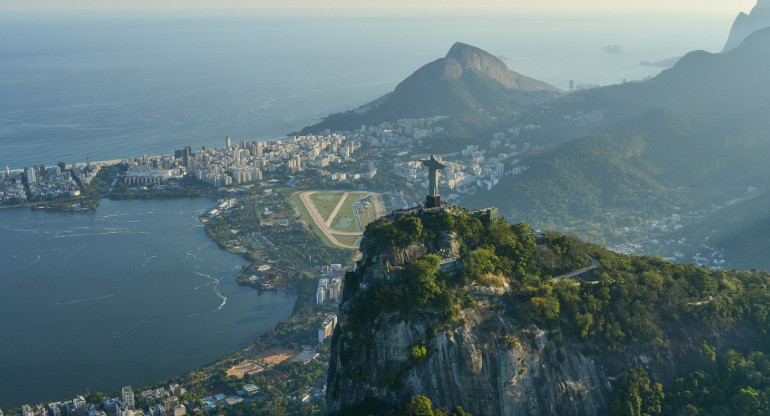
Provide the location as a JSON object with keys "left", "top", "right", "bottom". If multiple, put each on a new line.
{"left": 426, "top": 195, "right": 441, "bottom": 208}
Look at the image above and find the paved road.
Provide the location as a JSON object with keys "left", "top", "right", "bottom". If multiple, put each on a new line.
{"left": 688, "top": 291, "right": 723, "bottom": 306}
{"left": 325, "top": 192, "right": 349, "bottom": 227}
{"left": 552, "top": 257, "right": 600, "bottom": 283}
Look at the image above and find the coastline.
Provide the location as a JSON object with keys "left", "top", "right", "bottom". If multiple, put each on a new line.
{"left": 0, "top": 198, "right": 101, "bottom": 213}
{"left": 0, "top": 186, "right": 344, "bottom": 412}
{"left": 1, "top": 129, "right": 366, "bottom": 412}
{"left": 3, "top": 159, "right": 124, "bottom": 175}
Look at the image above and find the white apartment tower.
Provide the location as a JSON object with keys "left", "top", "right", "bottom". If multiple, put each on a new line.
{"left": 24, "top": 166, "right": 36, "bottom": 184}
{"left": 72, "top": 396, "right": 87, "bottom": 416}
{"left": 116, "top": 405, "right": 133, "bottom": 416}
{"left": 121, "top": 386, "right": 135, "bottom": 410}
{"left": 48, "top": 403, "right": 62, "bottom": 416}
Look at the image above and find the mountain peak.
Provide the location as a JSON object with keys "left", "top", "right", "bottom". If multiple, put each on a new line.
{"left": 723, "top": 0, "right": 770, "bottom": 52}
{"left": 439, "top": 42, "right": 559, "bottom": 91}
{"left": 445, "top": 42, "right": 489, "bottom": 61}
{"left": 301, "top": 42, "right": 560, "bottom": 136}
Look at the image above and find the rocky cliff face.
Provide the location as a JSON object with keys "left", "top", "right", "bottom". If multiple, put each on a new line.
{"left": 329, "top": 299, "right": 610, "bottom": 415}
{"left": 328, "top": 287, "right": 715, "bottom": 415}
{"left": 442, "top": 42, "right": 557, "bottom": 91}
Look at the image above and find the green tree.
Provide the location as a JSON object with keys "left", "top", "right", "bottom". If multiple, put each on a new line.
{"left": 422, "top": 210, "right": 455, "bottom": 240}
{"left": 406, "top": 254, "right": 441, "bottom": 305}
{"left": 460, "top": 248, "right": 498, "bottom": 284}
{"left": 610, "top": 367, "right": 663, "bottom": 416}
{"left": 395, "top": 216, "right": 423, "bottom": 248}
{"left": 454, "top": 214, "right": 484, "bottom": 250}
{"left": 411, "top": 345, "right": 428, "bottom": 362}
{"left": 530, "top": 296, "right": 560, "bottom": 321}
{"left": 403, "top": 395, "right": 435, "bottom": 416}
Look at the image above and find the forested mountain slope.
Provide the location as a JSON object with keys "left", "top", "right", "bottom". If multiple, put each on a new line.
{"left": 329, "top": 208, "right": 770, "bottom": 415}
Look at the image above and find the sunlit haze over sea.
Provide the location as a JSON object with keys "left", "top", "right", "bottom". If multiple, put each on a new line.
{"left": 0, "top": 12, "right": 733, "bottom": 170}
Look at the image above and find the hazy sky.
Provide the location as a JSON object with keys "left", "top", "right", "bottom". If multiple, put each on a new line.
{"left": 0, "top": 0, "right": 759, "bottom": 16}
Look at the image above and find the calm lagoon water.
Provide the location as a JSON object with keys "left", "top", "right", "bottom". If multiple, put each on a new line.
{"left": 0, "top": 198, "right": 295, "bottom": 408}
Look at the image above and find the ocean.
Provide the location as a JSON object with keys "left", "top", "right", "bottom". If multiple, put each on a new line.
{"left": 0, "top": 11, "right": 733, "bottom": 170}
{"left": 0, "top": 10, "right": 738, "bottom": 408}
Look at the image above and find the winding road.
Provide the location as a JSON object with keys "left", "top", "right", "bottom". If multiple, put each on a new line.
{"left": 552, "top": 257, "right": 600, "bottom": 284}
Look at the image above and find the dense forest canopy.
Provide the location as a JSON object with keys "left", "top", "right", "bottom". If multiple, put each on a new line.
{"left": 333, "top": 207, "right": 770, "bottom": 415}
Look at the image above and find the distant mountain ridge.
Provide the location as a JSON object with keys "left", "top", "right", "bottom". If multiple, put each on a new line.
{"left": 301, "top": 42, "right": 560, "bottom": 134}
{"left": 723, "top": 0, "right": 770, "bottom": 52}
{"left": 467, "top": 25, "right": 770, "bottom": 252}
{"left": 577, "top": 26, "right": 770, "bottom": 118}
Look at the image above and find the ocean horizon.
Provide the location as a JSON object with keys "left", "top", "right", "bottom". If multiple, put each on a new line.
{"left": 0, "top": 11, "right": 733, "bottom": 170}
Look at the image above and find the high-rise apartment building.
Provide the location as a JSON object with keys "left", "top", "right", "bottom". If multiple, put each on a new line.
{"left": 48, "top": 403, "right": 62, "bottom": 416}
{"left": 24, "top": 167, "right": 37, "bottom": 184}
{"left": 121, "top": 386, "right": 135, "bottom": 410}
{"left": 72, "top": 397, "right": 86, "bottom": 416}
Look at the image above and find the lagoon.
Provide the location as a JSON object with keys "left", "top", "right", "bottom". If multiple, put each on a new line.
{"left": 0, "top": 198, "right": 295, "bottom": 408}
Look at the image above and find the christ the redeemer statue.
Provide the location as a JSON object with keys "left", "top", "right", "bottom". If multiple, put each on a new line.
{"left": 422, "top": 155, "right": 445, "bottom": 208}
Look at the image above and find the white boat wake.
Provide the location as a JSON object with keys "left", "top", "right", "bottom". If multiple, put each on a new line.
{"left": 188, "top": 272, "right": 227, "bottom": 317}
{"left": 48, "top": 294, "right": 114, "bottom": 306}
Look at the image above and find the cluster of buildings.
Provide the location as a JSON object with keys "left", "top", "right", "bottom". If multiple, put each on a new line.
{"left": 353, "top": 117, "right": 448, "bottom": 148}
{"left": 245, "top": 263, "right": 294, "bottom": 290}
{"left": 314, "top": 264, "right": 343, "bottom": 343}
{"left": 13, "top": 386, "right": 187, "bottom": 416}
{"left": 2, "top": 115, "right": 543, "bottom": 207}
{"left": 0, "top": 161, "right": 98, "bottom": 203}
{"left": 608, "top": 208, "right": 730, "bottom": 269}
{"left": 297, "top": 116, "right": 451, "bottom": 150}
{"left": 316, "top": 264, "right": 344, "bottom": 305}
{"left": 115, "top": 133, "right": 372, "bottom": 189}
{"left": 0, "top": 167, "right": 27, "bottom": 203}
{"left": 20, "top": 396, "right": 87, "bottom": 416}
{"left": 562, "top": 109, "right": 606, "bottom": 126}
{"left": 123, "top": 164, "right": 184, "bottom": 187}
{"left": 189, "top": 134, "right": 364, "bottom": 185}
{"left": 199, "top": 394, "right": 243, "bottom": 408}
{"left": 693, "top": 246, "right": 727, "bottom": 269}
{"left": 69, "top": 163, "right": 100, "bottom": 190}
{"left": 392, "top": 135, "right": 541, "bottom": 202}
